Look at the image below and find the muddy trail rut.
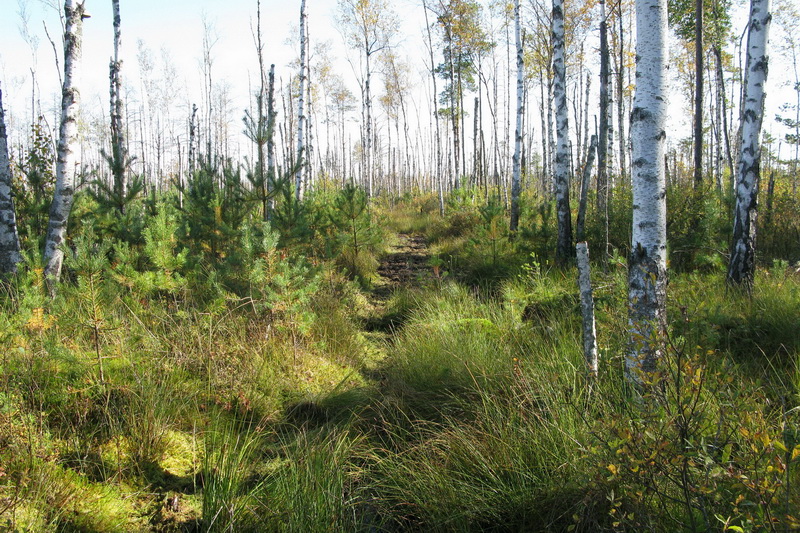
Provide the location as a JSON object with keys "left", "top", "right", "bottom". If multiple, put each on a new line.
{"left": 365, "top": 233, "right": 431, "bottom": 331}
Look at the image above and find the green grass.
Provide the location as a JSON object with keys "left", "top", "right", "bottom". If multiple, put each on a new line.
{"left": 2, "top": 198, "right": 800, "bottom": 532}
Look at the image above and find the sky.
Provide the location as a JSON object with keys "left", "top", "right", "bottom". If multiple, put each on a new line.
{"left": 0, "top": 0, "right": 429, "bottom": 150}
{"left": 1, "top": 0, "right": 799, "bottom": 165}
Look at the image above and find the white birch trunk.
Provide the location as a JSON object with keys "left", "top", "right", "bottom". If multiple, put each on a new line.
{"left": 598, "top": 0, "right": 609, "bottom": 216}
{"left": 365, "top": 48, "right": 374, "bottom": 198}
{"left": 43, "top": 0, "right": 87, "bottom": 293}
{"left": 0, "top": 85, "right": 21, "bottom": 275}
{"left": 727, "top": 0, "right": 771, "bottom": 288}
{"left": 295, "top": 0, "right": 307, "bottom": 202}
{"left": 627, "top": 0, "right": 669, "bottom": 383}
{"left": 576, "top": 242, "right": 598, "bottom": 376}
{"left": 267, "top": 64, "right": 276, "bottom": 214}
{"left": 576, "top": 134, "right": 598, "bottom": 242}
{"left": 110, "top": 0, "right": 126, "bottom": 206}
{"left": 552, "top": 0, "right": 573, "bottom": 264}
{"left": 510, "top": 0, "right": 524, "bottom": 232}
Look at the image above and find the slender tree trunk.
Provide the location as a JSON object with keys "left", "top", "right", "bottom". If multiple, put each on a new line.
{"left": 714, "top": 46, "right": 735, "bottom": 183}
{"left": 617, "top": 5, "right": 627, "bottom": 183}
{"left": 693, "top": 0, "right": 704, "bottom": 188}
{"left": 627, "top": 0, "right": 669, "bottom": 383}
{"left": 422, "top": 0, "right": 444, "bottom": 215}
{"left": 553, "top": 0, "right": 573, "bottom": 264}
{"left": 447, "top": 33, "right": 460, "bottom": 190}
{"left": 598, "top": 0, "right": 610, "bottom": 257}
{"left": 576, "top": 242, "right": 598, "bottom": 377}
{"left": 189, "top": 103, "right": 197, "bottom": 173}
{"left": 255, "top": 0, "right": 268, "bottom": 220}
{"left": 43, "top": 0, "right": 87, "bottom": 294}
{"left": 267, "top": 64, "right": 276, "bottom": 191}
{"left": 0, "top": 85, "right": 21, "bottom": 275}
{"left": 305, "top": 17, "right": 314, "bottom": 195}
{"left": 583, "top": 72, "right": 591, "bottom": 168}
{"left": 365, "top": 47, "right": 374, "bottom": 197}
{"left": 510, "top": 0, "right": 524, "bottom": 232}
{"left": 473, "top": 97, "right": 479, "bottom": 188}
{"left": 295, "top": 0, "right": 307, "bottom": 201}
{"left": 110, "top": 0, "right": 126, "bottom": 210}
{"left": 547, "top": 78, "right": 555, "bottom": 197}
{"left": 727, "top": 0, "right": 771, "bottom": 288}
{"left": 576, "top": 134, "right": 598, "bottom": 242}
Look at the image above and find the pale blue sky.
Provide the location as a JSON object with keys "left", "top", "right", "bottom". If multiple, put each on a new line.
{"left": 0, "top": 0, "right": 797, "bottom": 162}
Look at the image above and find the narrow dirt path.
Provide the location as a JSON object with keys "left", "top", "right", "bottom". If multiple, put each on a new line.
{"left": 363, "top": 233, "right": 430, "bottom": 333}
{"left": 372, "top": 233, "right": 430, "bottom": 301}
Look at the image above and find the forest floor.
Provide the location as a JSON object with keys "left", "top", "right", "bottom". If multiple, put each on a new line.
{"left": 364, "top": 233, "right": 430, "bottom": 333}
{"left": 374, "top": 233, "right": 430, "bottom": 298}
{"left": 4, "top": 201, "right": 800, "bottom": 532}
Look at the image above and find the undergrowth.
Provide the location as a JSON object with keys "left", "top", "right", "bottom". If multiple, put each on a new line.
{"left": 1, "top": 190, "right": 799, "bottom": 532}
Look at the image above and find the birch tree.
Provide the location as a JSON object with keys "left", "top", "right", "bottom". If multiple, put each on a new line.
{"left": 422, "top": 0, "right": 445, "bottom": 214}
{"left": 337, "top": 0, "right": 398, "bottom": 198}
{"left": 693, "top": 0, "right": 703, "bottom": 188}
{"left": 598, "top": 0, "right": 611, "bottom": 253}
{"left": 552, "top": 0, "right": 573, "bottom": 264}
{"left": 576, "top": 242, "right": 598, "bottom": 376}
{"left": 727, "top": 0, "right": 771, "bottom": 288}
{"left": 43, "top": 0, "right": 88, "bottom": 293}
{"left": 109, "top": 0, "right": 127, "bottom": 211}
{"left": 295, "top": 0, "right": 308, "bottom": 201}
{"left": 509, "top": 0, "right": 524, "bottom": 232}
{"left": 627, "top": 0, "right": 668, "bottom": 382}
{"left": 0, "top": 85, "right": 21, "bottom": 275}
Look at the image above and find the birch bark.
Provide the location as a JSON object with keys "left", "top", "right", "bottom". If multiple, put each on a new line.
{"left": 627, "top": 0, "right": 669, "bottom": 383}
{"left": 693, "top": 0, "right": 704, "bottom": 188}
{"left": 267, "top": 64, "right": 277, "bottom": 214}
{"left": 43, "top": 0, "right": 87, "bottom": 293}
{"left": 295, "top": 0, "right": 307, "bottom": 201}
{"left": 509, "top": 0, "right": 524, "bottom": 232}
{"left": 576, "top": 242, "right": 598, "bottom": 377}
{"left": 0, "top": 85, "right": 21, "bottom": 275}
{"left": 576, "top": 134, "right": 598, "bottom": 243}
{"left": 727, "top": 0, "right": 771, "bottom": 288}
{"left": 552, "top": 0, "right": 573, "bottom": 264}
{"left": 598, "top": 0, "right": 610, "bottom": 253}
{"left": 110, "top": 0, "right": 126, "bottom": 209}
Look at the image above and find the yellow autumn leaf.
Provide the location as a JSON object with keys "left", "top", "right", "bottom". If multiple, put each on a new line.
{"left": 607, "top": 464, "right": 618, "bottom": 476}
{"left": 25, "top": 307, "right": 47, "bottom": 331}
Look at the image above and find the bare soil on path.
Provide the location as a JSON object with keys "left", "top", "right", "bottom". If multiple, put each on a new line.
{"left": 373, "top": 233, "right": 430, "bottom": 300}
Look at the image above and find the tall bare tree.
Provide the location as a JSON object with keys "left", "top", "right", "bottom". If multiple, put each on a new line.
{"left": 337, "top": 0, "right": 398, "bottom": 197}
{"left": 693, "top": 0, "right": 704, "bottom": 187}
{"left": 109, "top": 0, "right": 127, "bottom": 210}
{"left": 598, "top": 0, "right": 610, "bottom": 255}
{"left": 422, "top": 0, "right": 445, "bottom": 214}
{"left": 295, "top": 0, "right": 308, "bottom": 201}
{"left": 43, "top": 0, "right": 88, "bottom": 293}
{"left": 727, "top": 0, "right": 771, "bottom": 288}
{"left": 509, "top": 0, "right": 524, "bottom": 231}
{"left": 627, "top": 0, "right": 669, "bottom": 383}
